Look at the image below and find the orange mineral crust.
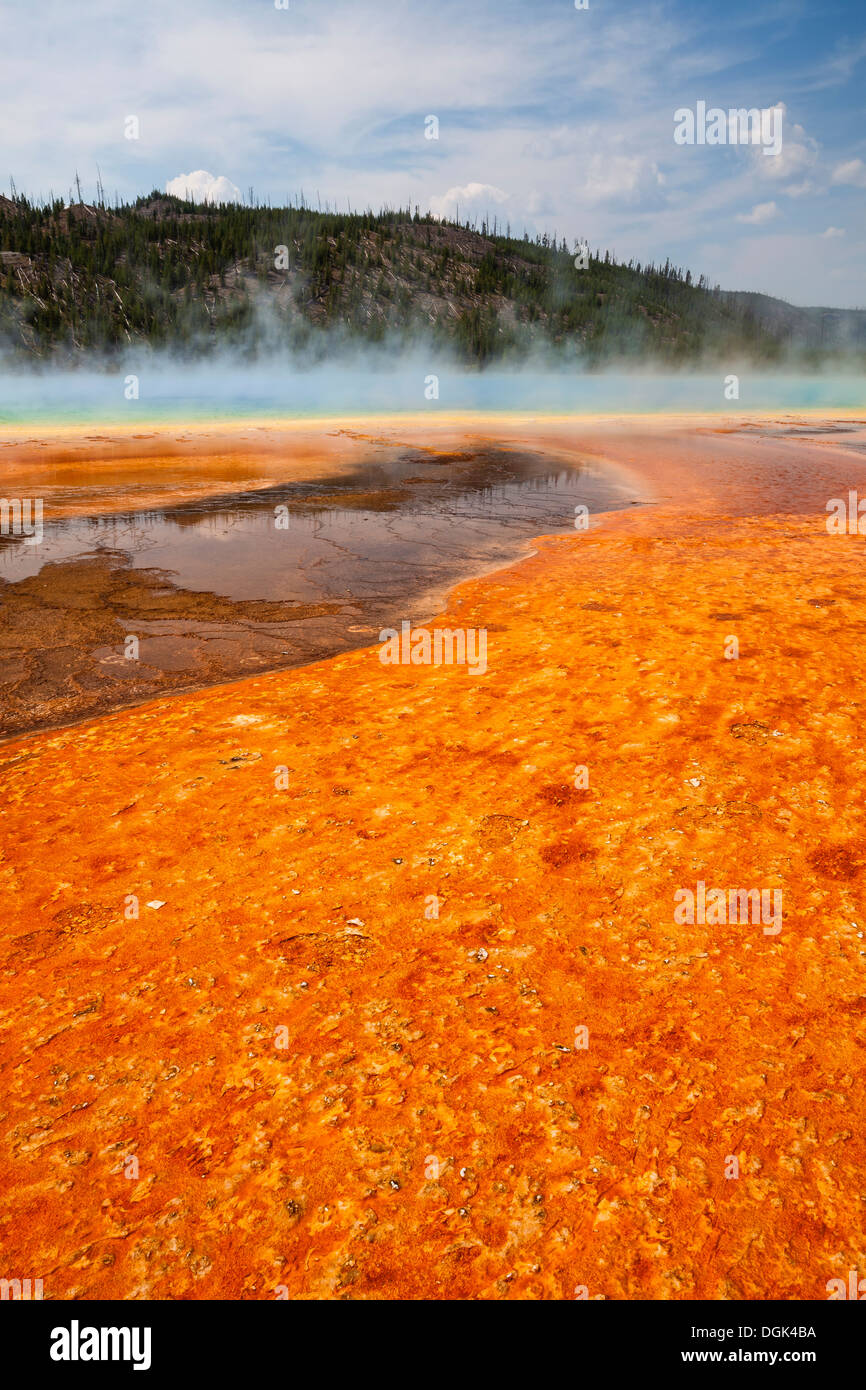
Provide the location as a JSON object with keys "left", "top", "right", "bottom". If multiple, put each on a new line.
{"left": 1, "top": 417, "right": 866, "bottom": 1301}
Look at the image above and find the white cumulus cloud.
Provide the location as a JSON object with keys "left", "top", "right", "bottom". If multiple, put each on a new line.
{"left": 832, "top": 158, "right": 866, "bottom": 188}
{"left": 736, "top": 201, "right": 778, "bottom": 225}
{"left": 749, "top": 108, "right": 819, "bottom": 192}
{"left": 165, "top": 170, "right": 241, "bottom": 204}
{"left": 429, "top": 182, "right": 509, "bottom": 221}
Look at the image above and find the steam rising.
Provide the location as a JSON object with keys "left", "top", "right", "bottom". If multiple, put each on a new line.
{"left": 0, "top": 294, "right": 862, "bottom": 425}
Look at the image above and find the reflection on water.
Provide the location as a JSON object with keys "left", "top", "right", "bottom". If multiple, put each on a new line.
{"left": 0, "top": 447, "right": 627, "bottom": 601}
{"left": 0, "top": 445, "right": 637, "bottom": 736}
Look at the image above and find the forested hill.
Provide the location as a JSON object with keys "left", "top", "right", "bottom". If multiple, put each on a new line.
{"left": 0, "top": 190, "right": 863, "bottom": 365}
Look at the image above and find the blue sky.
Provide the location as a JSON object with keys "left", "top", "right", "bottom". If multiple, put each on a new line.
{"left": 1, "top": 0, "right": 864, "bottom": 306}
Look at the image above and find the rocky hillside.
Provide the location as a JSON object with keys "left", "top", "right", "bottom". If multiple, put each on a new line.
{"left": 0, "top": 191, "right": 862, "bottom": 365}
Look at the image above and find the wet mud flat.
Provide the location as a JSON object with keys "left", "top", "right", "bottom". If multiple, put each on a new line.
{"left": 0, "top": 438, "right": 632, "bottom": 737}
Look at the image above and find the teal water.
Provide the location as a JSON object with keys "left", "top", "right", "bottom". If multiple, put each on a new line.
{"left": 0, "top": 368, "right": 862, "bottom": 426}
